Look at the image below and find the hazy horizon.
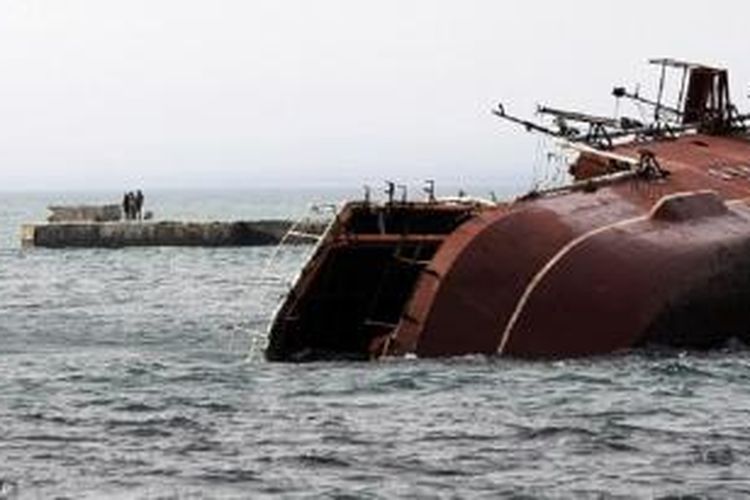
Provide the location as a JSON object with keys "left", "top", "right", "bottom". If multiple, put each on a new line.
{"left": 2, "top": 1, "right": 749, "bottom": 191}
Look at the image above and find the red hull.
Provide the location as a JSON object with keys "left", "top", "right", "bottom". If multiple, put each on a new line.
{"left": 266, "top": 63, "right": 750, "bottom": 362}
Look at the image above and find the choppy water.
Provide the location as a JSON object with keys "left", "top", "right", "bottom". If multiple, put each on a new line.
{"left": 2, "top": 189, "right": 750, "bottom": 499}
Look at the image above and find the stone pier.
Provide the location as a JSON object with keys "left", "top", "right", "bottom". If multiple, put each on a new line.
{"left": 21, "top": 220, "right": 327, "bottom": 248}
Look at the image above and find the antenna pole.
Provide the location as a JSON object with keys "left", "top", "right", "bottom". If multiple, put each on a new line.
{"left": 423, "top": 180, "right": 436, "bottom": 203}
{"left": 655, "top": 61, "right": 667, "bottom": 122}
{"left": 676, "top": 66, "right": 688, "bottom": 114}
{"left": 385, "top": 181, "right": 395, "bottom": 204}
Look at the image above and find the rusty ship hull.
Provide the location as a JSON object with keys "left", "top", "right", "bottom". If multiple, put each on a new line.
{"left": 266, "top": 61, "right": 750, "bottom": 362}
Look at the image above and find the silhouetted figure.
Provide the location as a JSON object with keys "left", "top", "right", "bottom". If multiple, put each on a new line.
{"left": 135, "top": 190, "right": 144, "bottom": 221}
{"left": 122, "top": 192, "right": 131, "bottom": 221}
{"left": 128, "top": 191, "right": 138, "bottom": 220}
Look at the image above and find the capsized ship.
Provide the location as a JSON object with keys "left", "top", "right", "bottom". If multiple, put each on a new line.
{"left": 266, "top": 59, "right": 750, "bottom": 361}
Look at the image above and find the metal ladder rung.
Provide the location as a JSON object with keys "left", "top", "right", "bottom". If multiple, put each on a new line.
{"left": 393, "top": 255, "right": 430, "bottom": 266}
{"left": 363, "top": 319, "right": 398, "bottom": 329}
{"left": 286, "top": 230, "right": 325, "bottom": 241}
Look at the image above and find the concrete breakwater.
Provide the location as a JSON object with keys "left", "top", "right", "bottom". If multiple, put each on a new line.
{"left": 21, "top": 220, "right": 328, "bottom": 248}
{"left": 47, "top": 204, "right": 124, "bottom": 223}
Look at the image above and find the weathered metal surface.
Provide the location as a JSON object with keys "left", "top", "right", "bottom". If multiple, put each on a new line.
{"left": 385, "top": 134, "right": 750, "bottom": 357}
{"left": 265, "top": 201, "right": 480, "bottom": 361}
{"left": 391, "top": 207, "right": 573, "bottom": 357}
{"left": 266, "top": 62, "right": 750, "bottom": 362}
{"left": 501, "top": 196, "right": 750, "bottom": 357}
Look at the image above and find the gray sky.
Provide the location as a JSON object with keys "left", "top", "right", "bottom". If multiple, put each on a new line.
{"left": 1, "top": 0, "right": 748, "bottom": 190}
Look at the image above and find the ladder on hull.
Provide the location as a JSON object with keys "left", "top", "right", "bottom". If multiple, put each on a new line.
{"left": 247, "top": 204, "right": 340, "bottom": 358}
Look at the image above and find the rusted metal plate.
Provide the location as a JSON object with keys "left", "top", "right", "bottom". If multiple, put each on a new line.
{"left": 390, "top": 187, "right": 644, "bottom": 356}
{"left": 502, "top": 198, "right": 750, "bottom": 357}
{"left": 386, "top": 138, "right": 750, "bottom": 357}
{"left": 267, "top": 62, "right": 750, "bottom": 362}
{"left": 394, "top": 185, "right": 750, "bottom": 359}
{"left": 392, "top": 207, "right": 573, "bottom": 356}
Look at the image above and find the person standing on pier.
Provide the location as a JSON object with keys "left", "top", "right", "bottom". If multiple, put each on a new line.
{"left": 122, "top": 192, "right": 131, "bottom": 221}
{"left": 135, "top": 190, "right": 144, "bottom": 220}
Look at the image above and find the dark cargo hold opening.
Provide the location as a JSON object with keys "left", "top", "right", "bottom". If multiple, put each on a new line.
{"left": 265, "top": 202, "right": 479, "bottom": 361}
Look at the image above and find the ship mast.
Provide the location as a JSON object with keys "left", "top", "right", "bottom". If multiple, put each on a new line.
{"left": 493, "top": 58, "right": 750, "bottom": 151}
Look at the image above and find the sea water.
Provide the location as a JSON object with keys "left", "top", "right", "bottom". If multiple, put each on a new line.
{"left": 1, "top": 189, "right": 750, "bottom": 499}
